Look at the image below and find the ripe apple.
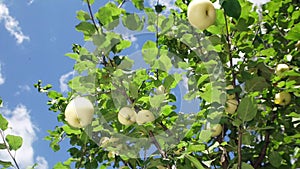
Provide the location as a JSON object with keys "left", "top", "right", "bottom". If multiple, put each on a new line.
{"left": 187, "top": 0, "right": 216, "bottom": 30}
{"left": 210, "top": 124, "right": 222, "bottom": 137}
{"left": 136, "top": 110, "right": 155, "bottom": 125}
{"left": 274, "top": 91, "right": 291, "bottom": 106}
{"left": 64, "top": 97, "right": 94, "bottom": 128}
{"left": 275, "top": 63, "right": 289, "bottom": 75}
{"left": 118, "top": 107, "right": 137, "bottom": 125}
{"left": 225, "top": 99, "right": 238, "bottom": 114}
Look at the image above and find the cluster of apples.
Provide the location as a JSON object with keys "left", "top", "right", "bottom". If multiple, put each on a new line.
{"left": 118, "top": 107, "right": 156, "bottom": 125}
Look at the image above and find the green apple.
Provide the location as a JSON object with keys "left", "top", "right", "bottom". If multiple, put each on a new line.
{"left": 187, "top": 0, "right": 216, "bottom": 30}
{"left": 136, "top": 110, "right": 155, "bottom": 125}
{"left": 274, "top": 91, "right": 291, "bottom": 106}
{"left": 210, "top": 124, "right": 222, "bottom": 137}
{"left": 225, "top": 99, "right": 238, "bottom": 114}
{"left": 118, "top": 107, "right": 137, "bottom": 125}
{"left": 275, "top": 63, "right": 289, "bottom": 76}
{"left": 64, "top": 97, "right": 94, "bottom": 128}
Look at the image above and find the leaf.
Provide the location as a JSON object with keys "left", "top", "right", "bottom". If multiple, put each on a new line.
{"left": 0, "top": 160, "right": 12, "bottom": 168}
{"left": 76, "top": 10, "right": 91, "bottom": 21}
{"left": 0, "top": 143, "right": 6, "bottom": 149}
{"left": 236, "top": 96, "right": 257, "bottom": 122}
{"left": 231, "top": 162, "right": 254, "bottom": 169}
{"left": 122, "top": 13, "right": 144, "bottom": 31}
{"left": 0, "top": 114, "right": 8, "bottom": 131}
{"left": 153, "top": 53, "right": 172, "bottom": 72}
{"left": 95, "top": 3, "right": 124, "bottom": 30}
{"left": 142, "top": 41, "right": 158, "bottom": 65}
{"left": 222, "top": 0, "right": 241, "bottom": 20}
{"left": 150, "top": 94, "right": 165, "bottom": 108}
{"left": 199, "top": 130, "right": 211, "bottom": 142}
{"left": 62, "top": 125, "right": 81, "bottom": 135}
{"left": 286, "top": 23, "right": 300, "bottom": 40}
{"left": 132, "top": 0, "right": 144, "bottom": 10}
{"left": 187, "top": 144, "right": 206, "bottom": 152}
{"left": 5, "top": 134, "right": 23, "bottom": 151}
{"left": 245, "top": 76, "right": 270, "bottom": 92}
{"left": 53, "top": 162, "right": 71, "bottom": 169}
{"left": 269, "top": 151, "right": 282, "bottom": 168}
{"left": 185, "top": 154, "right": 205, "bottom": 169}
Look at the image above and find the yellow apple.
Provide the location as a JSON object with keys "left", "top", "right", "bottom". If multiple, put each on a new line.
{"left": 225, "top": 99, "right": 238, "bottom": 114}
{"left": 187, "top": 0, "right": 216, "bottom": 30}
{"left": 274, "top": 91, "right": 291, "bottom": 106}
{"left": 118, "top": 107, "right": 137, "bottom": 125}
{"left": 136, "top": 110, "right": 155, "bottom": 125}
{"left": 210, "top": 124, "right": 222, "bottom": 137}
{"left": 64, "top": 97, "right": 94, "bottom": 128}
{"left": 275, "top": 64, "right": 289, "bottom": 76}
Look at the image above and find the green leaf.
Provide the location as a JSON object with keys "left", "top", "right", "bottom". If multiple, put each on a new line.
{"left": 150, "top": 94, "right": 165, "bottom": 108}
{"left": 122, "top": 13, "right": 144, "bottom": 31}
{"left": 231, "top": 162, "right": 254, "bottom": 169}
{"left": 118, "top": 57, "right": 134, "bottom": 70}
{"left": 153, "top": 53, "right": 172, "bottom": 72}
{"left": 199, "top": 130, "right": 211, "bottom": 142}
{"left": 62, "top": 125, "right": 81, "bottom": 135}
{"left": 75, "top": 22, "right": 96, "bottom": 40}
{"left": 187, "top": 144, "right": 205, "bottom": 152}
{"left": 5, "top": 134, "right": 23, "bottom": 151}
{"left": 185, "top": 154, "right": 205, "bottom": 169}
{"left": 95, "top": 3, "right": 124, "bottom": 30}
{"left": 53, "top": 162, "right": 71, "bottom": 169}
{"left": 236, "top": 96, "right": 257, "bottom": 122}
{"left": 65, "top": 53, "right": 80, "bottom": 61}
{"left": 286, "top": 23, "right": 300, "bottom": 40}
{"left": 0, "top": 143, "right": 6, "bottom": 149}
{"left": 76, "top": 10, "right": 91, "bottom": 21}
{"left": 245, "top": 77, "right": 270, "bottom": 92}
{"left": 269, "top": 151, "right": 282, "bottom": 168}
{"left": 132, "top": 0, "right": 144, "bottom": 10}
{"left": 0, "top": 114, "right": 8, "bottom": 131}
{"left": 142, "top": 41, "right": 158, "bottom": 65}
{"left": 222, "top": 0, "right": 241, "bottom": 20}
{"left": 0, "top": 160, "right": 12, "bottom": 168}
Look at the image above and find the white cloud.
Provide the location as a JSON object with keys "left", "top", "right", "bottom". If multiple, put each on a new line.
{"left": 146, "top": 0, "right": 178, "bottom": 11}
{"left": 0, "top": 105, "right": 48, "bottom": 169}
{"left": 0, "top": 63, "right": 5, "bottom": 85}
{"left": 59, "top": 71, "right": 74, "bottom": 92}
{"left": 0, "top": 3, "right": 30, "bottom": 44}
{"left": 27, "top": 0, "right": 34, "bottom": 5}
{"left": 15, "top": 84, "right": 31, "bottom": 96}
{"left": 35, "top": 156, "right": 48, "bottom": 169}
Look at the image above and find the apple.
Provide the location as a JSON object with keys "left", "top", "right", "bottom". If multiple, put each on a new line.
{"left": 226, "top": 85, "right": 236, "bottom": 100}
{"left": 136, "top": 110, "right": 155, "bottom": 125}
{"left": 210, "top": 124, "right": 222, "bottom": 137}
{"left": 118, "top": 107, "right": 137, "bottom": 125}
{"left": 295, "top": 41, "right": 300, "bottom": 51}
{"left": 275, "top": 63, "right": 289, "bottom": 76}
{"left": 156, "top": 85, "right": 165, "bottom": 95}
{"left": 274, "top": 91, "right": 291, "bottom": 106}
{"left": 64, "top": 97, "right": 94, "bottom": 128}
{"left": 187, "top": 0, "right": 216, "bottom": 30}
{"left": 225, "top": 99, "right": 238, "bottom": 114}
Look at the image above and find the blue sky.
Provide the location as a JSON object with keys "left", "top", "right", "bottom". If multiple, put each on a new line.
{"left": 0, "top": 0, "right": 267, "bottom": 168}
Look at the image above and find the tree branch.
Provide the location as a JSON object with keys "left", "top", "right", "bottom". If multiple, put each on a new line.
{"left": 253, "top": 132, "right": 270, "bottom": 168}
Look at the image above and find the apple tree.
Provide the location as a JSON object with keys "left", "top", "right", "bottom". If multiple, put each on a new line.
{"left": 35, "top": 0, "right": 300, "bottom": 168}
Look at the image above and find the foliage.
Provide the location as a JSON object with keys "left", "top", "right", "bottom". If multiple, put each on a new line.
{"left": 0, "top": 98, "right": 23, "bottom": 169}
{"left": 35, "top": 0, "right": 300, "bottom": 168}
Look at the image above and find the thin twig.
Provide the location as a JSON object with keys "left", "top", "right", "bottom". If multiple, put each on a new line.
{"left": 0, "top": 130, "right": 20, "bottom": 169}
{"left": 118, "top": 0, "right": 127, "bottom": 8}
{"left": 86, "top": 0, "right": 99, "bottom": 34}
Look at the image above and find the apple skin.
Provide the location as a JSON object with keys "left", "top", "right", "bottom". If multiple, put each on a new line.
{"left": 136, "top": 110, "right": 155, "bottom": 125}
{"left": 226, "top": 85, "right": 236, "bottom": 100}
{"left": 275, "top": 64, "right": 289, "bottom": 76}
{"left": 64, "top": 97, "right": 94, "bottom": 128}
{"left": 274, "top": 91, "right": 291, "bottom": 106}
{"left": 211, "top": 124, "right": 222, "bottom": 137}
{"left": 187, "top": 0, "right": 216, "bottom": 30}
{"left": 225, "top": 99, "right": 238, "bottom": 114}
{"left": 118, "top": 107, "right": 137, "bottom": 125}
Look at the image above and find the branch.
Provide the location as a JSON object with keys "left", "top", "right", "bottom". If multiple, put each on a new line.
{"left": 253, "top": 132, "right": 270, "bottom": 168}
{"left": 86, "top": 0, "right": 99, "bottom": 35}
{"left": 118, "top": 0, "right": 127, "bottom": 8}
{"left": 0, "top": 130, "right": 20, "bottom": 169}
